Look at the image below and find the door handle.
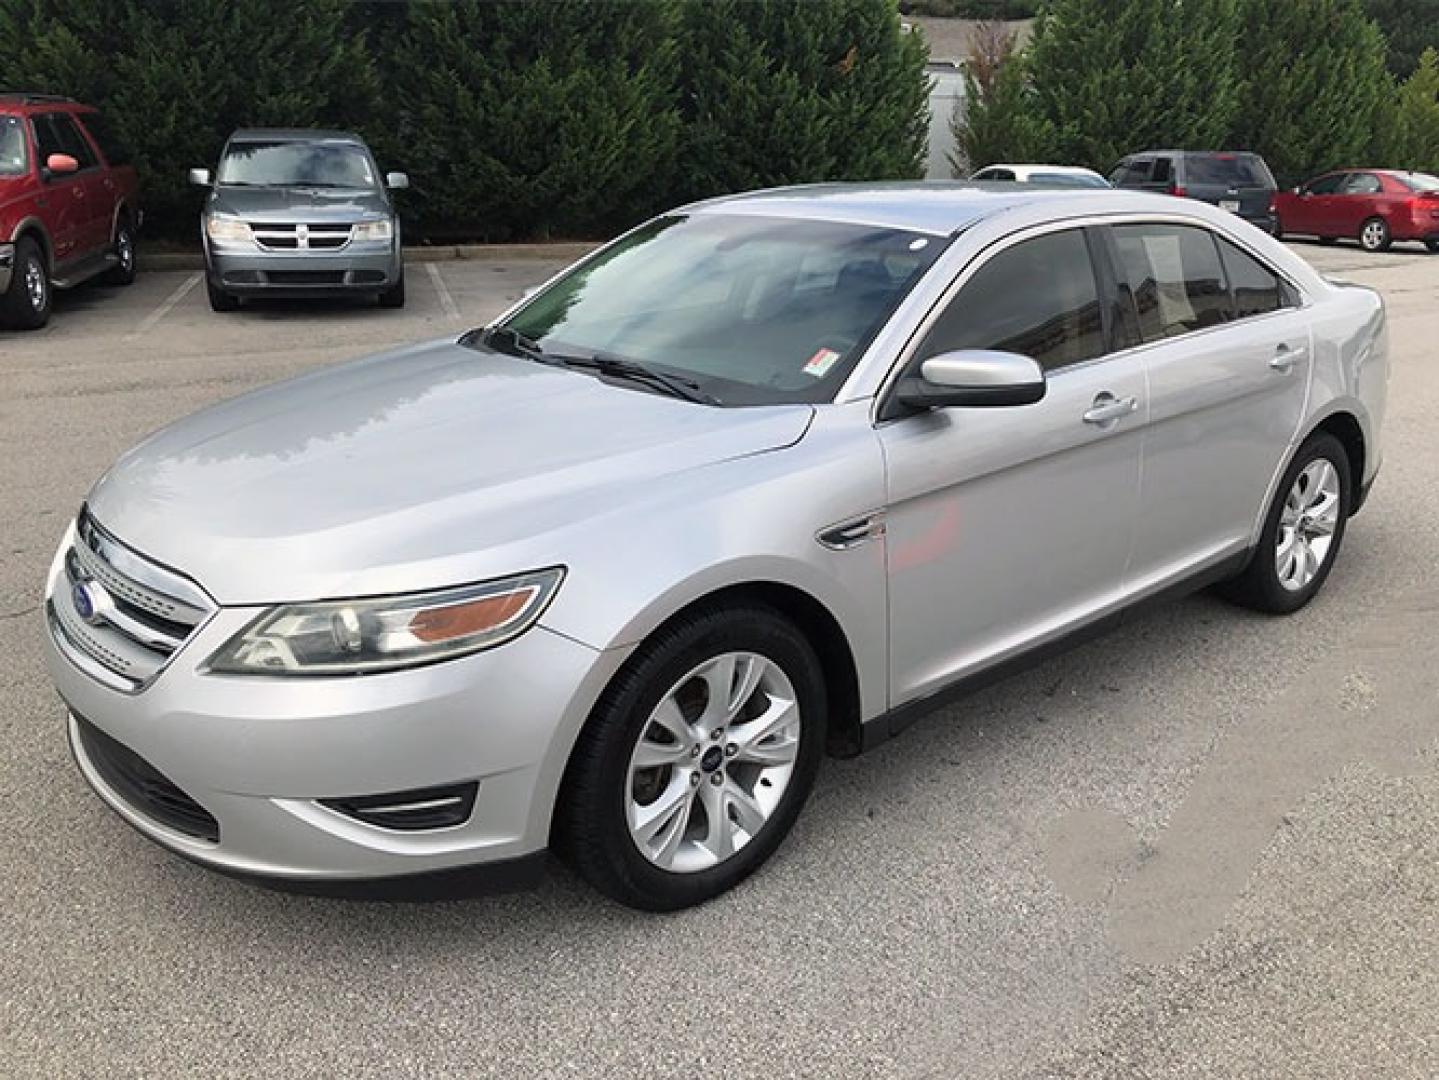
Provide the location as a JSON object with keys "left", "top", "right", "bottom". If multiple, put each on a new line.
{"left": 1083, "top": 393, "right": 1139, "bottom": 425}
{"left": 1269, "top": 344, "right": 1306, "bottom": 373}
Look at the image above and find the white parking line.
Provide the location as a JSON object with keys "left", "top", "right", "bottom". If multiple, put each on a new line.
{"left": 426, "top": 262, "right": 461, "bottom": 321}
{"left": 126, "top": 273, "right": 201, "bottom": 339}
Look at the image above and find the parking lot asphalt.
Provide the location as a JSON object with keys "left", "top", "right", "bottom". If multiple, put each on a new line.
{"left": 2, "top": 243, "right": 1437, "bottom": 1079}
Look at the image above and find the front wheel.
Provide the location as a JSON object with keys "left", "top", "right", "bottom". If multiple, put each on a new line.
{"left": 1, "top": 236, "right": 51, "bottom": 330}
{"left": 555, "top": 606, "right": 826, "bottom": 910}
{"left": 1426, "top": 239, "right": 1439, "bottom": 254}
{"left": 1359, "top": 216, "right": 1391, "bottom": 253}
{"left": 206, "top": 278, "right": 239, "bottom": 312}
{"left": 1219, "top": 433, "right": 1351, "bottom": 614}
{"left": 377, "top": 271, "right": 405, "bottom": 309}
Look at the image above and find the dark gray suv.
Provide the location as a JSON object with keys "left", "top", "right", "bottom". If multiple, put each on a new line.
{"left": 1110, "top": 150, "right": 1278, "bottom": 234}
{"left": 190, "top": 129, "right": 407, "bottom": 311}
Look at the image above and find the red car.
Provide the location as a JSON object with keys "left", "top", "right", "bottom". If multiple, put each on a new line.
{"left": 1, "top": 92, "right": 140, "bottom": 330}
{"left": 1273, "top": 169, "right": 1439, "bottom": 254}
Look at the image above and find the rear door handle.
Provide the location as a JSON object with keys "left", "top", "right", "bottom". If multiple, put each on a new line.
{"left": 1269, "top": 344, "right": 1306, "bottom": 373}
{"left": 1083, "top": 393, "right": 1139, "bottom": 425}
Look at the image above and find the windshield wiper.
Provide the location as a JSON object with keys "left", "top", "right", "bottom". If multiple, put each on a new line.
{"left": 546, "top": 352, "right": 719, "bottom": 405}
{"left": 464, "top": 325, "right": 546, "bottom": 360}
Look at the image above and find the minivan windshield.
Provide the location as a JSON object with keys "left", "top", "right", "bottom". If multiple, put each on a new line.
{"left": 0, "top": 115, "right": 28, "bottom": 176}
{"left": 218, "top": 140, "right": 376, "bottom": 189}
{"left": 488, "top": 214, "right": 948, "bottom": 406}
{"left": 1185, "top": 153, "right": 1274, "bottom": 188}
{"left": 1396, "top": 172, "right": 1439, "bottom": 193}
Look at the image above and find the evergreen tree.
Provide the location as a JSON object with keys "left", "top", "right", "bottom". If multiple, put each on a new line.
{"left": 375, "top": 0, "right": 680, "bottom": 241}
{"left": 1024, "top": 0, "right": 1240, "bottom": 172}
{"left": 1391, "top": 48, "right": 1439, "bottom": 172}
{"left": 675, "top": 0, "right": 929, "bottom": 199}
{"left": 952, "top": 49, "right": 1057, "bottom": 174}
{"left": 1362, "top": 0, "right": 1439, "bottom": 77}
{"left": 1231, "top": 0, "right": 1391, "bottom": 186}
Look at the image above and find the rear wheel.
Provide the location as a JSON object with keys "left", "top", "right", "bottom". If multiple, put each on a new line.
{"left": 1426, "top": 239, "right": 1439, "bottom": 254}
{"left": 1359, "top": 216, "right": 1391, "bottom": 253}
{"left": 555, "top": 605, "right": 825, "bottom": 910}
{"left": 206, "top": 277, "right": 239, "bottom": 312}
{"left": 1, "top": 236, "right": 51, "bottom": 330}
{"left": 1219, "top": 432, "right": 1351, "bottom": 614}
{"left": 102, "top": 219, "right": 137, "bottom": 286}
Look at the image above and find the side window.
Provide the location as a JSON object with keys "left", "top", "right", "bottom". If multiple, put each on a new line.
{"left": 1217, "top": 238, "right": 1294, "bottom": 318}
{"left": 79, "top": 111, "right": 131, "bottom": 166}
{"left": 1341, "top": 172, "right": 1381, "bottom": 195}
{"left": 918, "top": 229, "right": 1106, "bottom": 373}
{"left": 1126, "top": 159, "right": 1155, "bottom": 184}
{"left": 51, "top": 114, "right": 97, "bottom": 169}
{"left": 1304, "top": 174, "right": 1346, "bottom": 196}
{"left": 1111, "top": 223, "right": 1230, "bottom": 340}
{"left": 1109, "top": 161, "right": 1130, "bottom": 185}
{"left": 30, "top": 116, "right": 65, "bottom": 164}
{"left": 1151, "top": 157, "right": 1172, "bottom": 184}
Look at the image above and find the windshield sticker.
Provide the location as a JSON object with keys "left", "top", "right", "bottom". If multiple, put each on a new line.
{"left": 802, "top": 347, "right": 843, "bottom": 377}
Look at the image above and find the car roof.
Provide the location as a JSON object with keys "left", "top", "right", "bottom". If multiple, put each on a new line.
{"left": 685, "top": 182, "right": 1147, "bottom": 237}
{"left": 981, "top": 164, "right": 1101, "bottom": 175}
{"left": 226, "top": 128, "right": 366, "bottom": 145}
{"left": 0, "top": 93, "right": 93, "bottom": 115}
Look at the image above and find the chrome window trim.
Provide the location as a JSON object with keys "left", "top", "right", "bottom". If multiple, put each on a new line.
{"left": 861, "top": 210, "right": 1312, "bottom": 425}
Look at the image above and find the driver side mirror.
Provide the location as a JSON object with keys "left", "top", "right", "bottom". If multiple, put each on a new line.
{"left": 893, "top": 350, "right": 1047, "bottom": 412}
{"left": 188, "top": 167, "right": 212, "bottom": 187}
{"left": 386, "top": 171, "right": 410, "bottom": 190}
{"left": 44, "top": 153, "right": 79, "bottom": 177}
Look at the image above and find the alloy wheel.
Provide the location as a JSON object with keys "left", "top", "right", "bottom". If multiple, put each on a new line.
{"left": 625, "top": 651, "right": 801, "bottom": 873}
{"left": 117, "top": 229, "right": 134, "bottom": 274}
{"left": 1275, "top": 459, "right": 1341, "bottom": 591}
{"left": 1361, "top": 220, "right": 1387, "bottom": 251}
{"left": 24, "top": 257, "right": 46, "bottom": 312}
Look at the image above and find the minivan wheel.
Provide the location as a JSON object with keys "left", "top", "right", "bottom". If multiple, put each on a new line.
{"left": 1359, "top": 216, "right": 1391, "bottom": 253}
{"left": 1, "top": 236, "right": 51, "bottom": 330}
{"left": 377, "top": 271, "right": 405, "bottom": 309}
{"left": 102, "top": 220, "right": 137, "bottom": 286}
{"left": 206, "top": 278, "right": 239, "bottom": 312}
{"left": 1219, "top": 432, "right": 1351, "bottom": 614}
{"left": 555, "top": 605, "right": 825, "bottom": 910}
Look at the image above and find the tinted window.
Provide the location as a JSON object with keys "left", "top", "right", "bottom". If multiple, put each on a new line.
{"left": 1151, "top": 157, "right": 1172, "bottom": 184}
{"left": 1395, "top": 172, "right": 1439, "bottom": 193}
{"left": 1304, "top": 173, "right": 1347, "bottom": 195}
{"left": 1218, "top": 238, "right": 1291, "bottom": 319}
{"left": 1112, "top": 224, "right": 1230, "bottom": 340}
{"left": 1184, "top": 153, "right": 1273, "bottom": 187}
{"left": 33, "top": 114, "right": 96, "bottom": 169}
{"left": 0, "top": 115, "right": 27, "bottom": 176}
{"left": 1124, "top": 160, "right": 1154, "bottom": 184}
{"left": 1341, "top": 172, "right": 1382, "bottom": 195}
{"left": 79, "top": 111, "right": 130, "bottom": 166}
{"left": 918, "top": 229, "right": 1105, "bottom": 372}
{"left": 501, "top": 214, "right": 947, "bottom": 406}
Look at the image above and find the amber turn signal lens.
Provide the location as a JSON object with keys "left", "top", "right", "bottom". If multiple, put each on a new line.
{"left": 407, "top": 588, "right": 536, "bottom": 643}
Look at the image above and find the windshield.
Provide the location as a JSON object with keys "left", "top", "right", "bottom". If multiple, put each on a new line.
{"left": 1185, "top": 154, "right": 1274, "bottom": 187}
{"left": 1029, "top": 172, "right": 1108, "bottom": 188}
{"left": 218, "top": 140, "right": 376, "bottom": 188}
{"left": 494, "top": 214, "right": 948, "bottom": 406}
{"left": 1396, "top": 172, "right": 1439, "bottom": 193}
{"left": 0, "top": 116, "right": 28, "bottom": 176}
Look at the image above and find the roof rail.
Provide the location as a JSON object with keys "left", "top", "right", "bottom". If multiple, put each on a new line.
{"left": 0, "top": 91, "right": 76, "bottom": 104}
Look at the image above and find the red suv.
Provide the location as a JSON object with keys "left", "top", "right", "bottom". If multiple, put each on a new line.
{"left": 1, "top": 93, "right": 141, "bottom": 330}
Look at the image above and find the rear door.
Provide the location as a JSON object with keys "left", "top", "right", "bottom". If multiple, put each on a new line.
{"left": 1333, "top": 172, "right": 1383, "bottom": 239}
{"left": 48, "top": 112, "right": 110, "bottom": 255}
{"left": 1106, "top": 221, "right": 1311, "bottom": 585}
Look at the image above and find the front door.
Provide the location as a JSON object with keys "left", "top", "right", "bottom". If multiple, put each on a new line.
{"left": 28, "top": 114, "right": 92, "bottom": 267}
{"left": 879, "top": 227, "right": 1146, "bottom": 706}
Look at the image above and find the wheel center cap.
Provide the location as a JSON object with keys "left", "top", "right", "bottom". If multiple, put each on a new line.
{"left": 700, "top": 745, "right": 724, "bottom": 773}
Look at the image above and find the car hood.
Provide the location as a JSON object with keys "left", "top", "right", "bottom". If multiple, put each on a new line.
{"left": 86, "top": 340, "right": 814, "bottom": 604}
{"left": 208, "top": 185, "right": 391, "bottom": 223}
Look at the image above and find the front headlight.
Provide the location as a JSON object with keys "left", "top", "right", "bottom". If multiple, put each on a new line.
{"left": 353, "top": 218, "right": 394, "bottom": 243}
{"left": 206, "top": 568, "right": 564, "bottom": 676}
{"left": 205, "top": 214, "right": 253, "bottom": 246}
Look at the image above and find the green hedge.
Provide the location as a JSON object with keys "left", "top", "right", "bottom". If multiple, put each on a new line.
{"left": 0, "top": 0, "right": 929, "bottom": 242}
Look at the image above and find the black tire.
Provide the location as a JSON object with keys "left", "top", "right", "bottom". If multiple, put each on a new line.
{"left": 1219, "top": 432, "right": 1352, "bottom": 614}
{"left": 377, "top": 271, "right": 405, "bottom": 309}
{"left": 1426, "top": 239, "right": 1439, "bottom": 254}
{"left": 554, "top": 604, "right": 826, "bottom": 911}
{"left": 1, "top": 235, "right": 52, "bottom": 330}
{"left": 1359, "top": 216, "right": 1391, "bottom": 253}
{"left": 206, "top": 277, "right": 239, "bottom": 312}
{"left": 101, "top": 218, "right": 137, "bottom": 286}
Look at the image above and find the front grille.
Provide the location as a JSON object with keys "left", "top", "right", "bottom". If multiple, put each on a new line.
{"left": 75, "top": 713, "right": 219, "bottom": 842}
{"left": 48, "top": 509, "right": 215, "bottom": 692}
{"left": 321, "top": 782, "right": 479, "bottom": 832}
{"left": 251, "top": 222, "right": 353, "bottom": 252}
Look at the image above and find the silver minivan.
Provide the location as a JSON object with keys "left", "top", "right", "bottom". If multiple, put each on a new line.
{"left": 44, "top": 185, "right": 1386, "bottom": 910}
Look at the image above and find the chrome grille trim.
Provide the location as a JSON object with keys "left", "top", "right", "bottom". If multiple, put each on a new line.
{"left": 250, "top": 222, "right": 354, "bottom": 252}
{"left": 48, "top": 510, "right": 217, "bottom": 693}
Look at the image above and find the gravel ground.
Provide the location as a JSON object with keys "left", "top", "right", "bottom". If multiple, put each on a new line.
{"left": 0, "top": 240, "right": 1435, "bottom": 1079}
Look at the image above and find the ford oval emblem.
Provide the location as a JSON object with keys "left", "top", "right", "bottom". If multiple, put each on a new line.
{"left": 72, "top": 579, "right": 100, "bottom": 624}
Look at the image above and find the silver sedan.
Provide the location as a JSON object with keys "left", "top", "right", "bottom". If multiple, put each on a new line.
{"left": 42, "top": 184, "right": 1387, "bottom": 909}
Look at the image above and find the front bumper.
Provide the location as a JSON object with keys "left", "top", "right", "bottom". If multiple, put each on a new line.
{"left": 0, "top": 242, "right": 13, "bottom": 293}
{"left": 206, "top": 242, "right": 400, "bottom": 297}
{"left": 45, "top": 545, "right": 622, "bottom": 890}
